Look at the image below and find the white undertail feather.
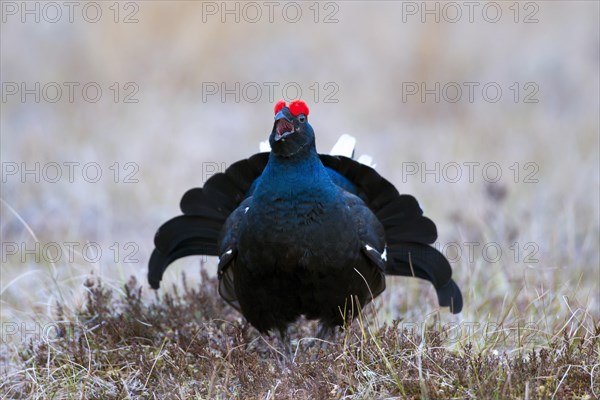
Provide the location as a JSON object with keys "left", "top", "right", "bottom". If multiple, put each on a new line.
{"left": 259, "top": 140, "right": 271, "bottom": 152}
{"left": 331, "top": 134, "right": 376, "bottom": 167}
{"left": 357, "top": 154, "right": 375, "bottom": 168}
{"left": 329, "top": 134, "right": 356, "bottom": 158}
{"left": 258, "top": 134, "right": 374, "bottom": 167}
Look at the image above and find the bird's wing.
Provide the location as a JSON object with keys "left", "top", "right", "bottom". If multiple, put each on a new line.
{"left": 216, "top": 246, "right": 240, "bottom": 311}
{"left": 213, "top": 196, "right": 252, "bottom": 312}
{"left": 342, "top": 192, "right": 387, "bottom": 299}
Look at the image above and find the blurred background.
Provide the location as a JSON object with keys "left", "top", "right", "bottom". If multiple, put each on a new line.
{"left": 1, "top": 1, "right": 598, "bottom": 340}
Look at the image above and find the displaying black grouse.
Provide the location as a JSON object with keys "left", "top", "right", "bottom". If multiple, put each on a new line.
{"left": 149, "top": 100, "right": 462, "bottom": 338}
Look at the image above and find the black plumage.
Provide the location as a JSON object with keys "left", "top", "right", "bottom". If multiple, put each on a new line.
{"left": 149, "top": 100, "right": 462, "bottom": 338}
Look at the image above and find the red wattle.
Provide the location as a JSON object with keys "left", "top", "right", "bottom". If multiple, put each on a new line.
{"left": 274, "top": 100, "right": 286, "bottom": 115}
{"left": 288, "top": 100, "right": 309, "bottom": 117}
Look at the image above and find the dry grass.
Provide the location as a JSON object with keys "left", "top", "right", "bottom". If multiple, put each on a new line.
{"left": 1, "top": 269, "right": 597, "bottom": 399}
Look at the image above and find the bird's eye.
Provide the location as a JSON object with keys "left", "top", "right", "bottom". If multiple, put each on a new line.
{"left": 298, "top": 115, "right": 306, "bottom": 123}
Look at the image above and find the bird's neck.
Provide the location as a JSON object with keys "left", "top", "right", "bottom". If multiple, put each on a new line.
{"left": 256, "top": 150, "right": 334, "bottom": 197}
{"left": 267, "top": 148, "right": 321, "bottom": 173}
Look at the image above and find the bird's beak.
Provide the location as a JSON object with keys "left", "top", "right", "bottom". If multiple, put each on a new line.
{"left": 274, "top": 110, "right": 288, "bottom": 122}
{"left": 274, "top": 111, "right": 294, "bottom": 141}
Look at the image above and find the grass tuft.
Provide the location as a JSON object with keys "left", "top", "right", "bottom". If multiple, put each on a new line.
{"left": 1, "top": 270, "right": 598, "bottom": 399}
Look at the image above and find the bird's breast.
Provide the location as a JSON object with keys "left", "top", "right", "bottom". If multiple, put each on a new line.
{"left": 238, "top": 190, "right": 357, "bottom": 272}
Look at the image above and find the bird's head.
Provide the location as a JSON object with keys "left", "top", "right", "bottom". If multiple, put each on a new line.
{"left": 269, "top": 100, "right": 315, "bottom": 157}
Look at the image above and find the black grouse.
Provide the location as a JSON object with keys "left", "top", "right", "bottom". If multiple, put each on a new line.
{"left": 149, "top": 100, "right": 462, "bottom": 338}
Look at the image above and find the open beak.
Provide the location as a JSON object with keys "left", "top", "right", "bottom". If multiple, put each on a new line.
{"left": 274, "top": 111, "right": 294, "bottom": 141}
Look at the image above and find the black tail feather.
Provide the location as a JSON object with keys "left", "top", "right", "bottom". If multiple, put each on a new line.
{"left": 385, "top": 216, "right": 438, "bottom": 244}
{"left": 386, "top": 242, "right": 462, "bottom": 313}
{"left": 148, "top": 249, "right": 169, "bottom": 289}
{"left": 223, "top": 153, "right": 269, "bottom": 194}
{"left": 180, "top": 188, "right": 229, "bottom": 219}
{"left": 202, "top": 173, "right": 246, "bottom": 211}
{"left": 320, "top": 155, "right": 400, "bottom": 210}
{"left": 435, "top": 280, "right": 463, "bottom": 314}
{"left": 377, "top": 194, "right": 423, "bottom": 223}
{"left": 149, "top": 214, "right": 222, "bottom": 288}
{"left": 153, "top": 215, "right": 221, "bottom": 255}
{"left": 148, "top": 239, "right": 217, "bottom": 289}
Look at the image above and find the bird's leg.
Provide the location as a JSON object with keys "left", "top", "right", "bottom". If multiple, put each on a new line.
{"left": 278, "top": 328, "right": 294, "bottom": 363}
{"left": 300, "top": 324, "right": 337, "bottom": 361}
{"left": 314, "top": 324, "right": 337, "bottom": 350}
{"left": 316, "top": 324, "right": 335, "bottom": 342}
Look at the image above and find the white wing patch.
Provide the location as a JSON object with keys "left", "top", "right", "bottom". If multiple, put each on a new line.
{"left": 219, "top": 248, "right": 234, "bottom": 261}
{"left": 244, "top": 206, "right": 250, "bottom": 213}
{"left": 365, "top": 243, "right": 387, "bottom": 261}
